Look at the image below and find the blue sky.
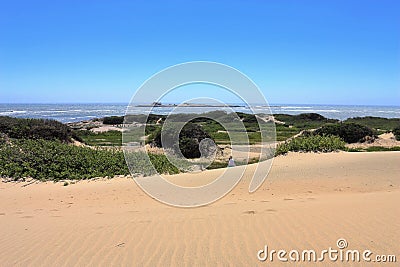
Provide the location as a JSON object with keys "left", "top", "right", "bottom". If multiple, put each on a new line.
{"left": 0, "top": 0, "right": 399, "bottom": 105}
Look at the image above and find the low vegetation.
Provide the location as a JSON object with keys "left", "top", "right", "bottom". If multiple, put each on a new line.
{"left": 274, "top": 113, "right": 338, "bottom": 129}
{"left": 0, "top": 136, "right": 181, "bottom": 180}
{"left": 347, "top": 146, "right": 400, "bottom": 152}
{"left": 0, "top": 116, "right": 76, "bottom": 142}
{"left": 103, "top": 116, "right": 124, "bottom": 125}
{"left": 107, "top": 112, "right": 336, "bottom": 144}
{"left": 0, "top": 116, "right": 181, "bottom": 180}
{"left": 315, "top": 123, "right": 374, "bottom": 143}
{"left": 0, "top": 137, "right": 129, "bottom": 180}
{"left": 275, "top": 124, "right": 301, "bottom": 141}
{"left": 2, "top": 112, "right": 399, "bottom": 181}
{"left": 102, "top": 113, "right": 400, "bottom": 145}
{"left": 206, "top": 157, "right": 260, "bottom": 170}
{"left": 125, "top": 151, "right": 180, "bottom": 176}
{"left": 343, "top": 116, "right": 400, "bottom": 132}
{"left": 75, "top": 130, "right": 122, "bottom": 146}
{"left": 272, "top": 113, "right": 340, "bottom": 141}
{"left": 151, "top": 122, "right": 213, "bottom": 159}
{"left": 275, "top": 135, "right": 346, "bottom": 155}
{"left": 393, "top": 127, "right": 400, "bottom": 141}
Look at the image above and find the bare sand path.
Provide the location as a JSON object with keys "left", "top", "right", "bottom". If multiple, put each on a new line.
{"left": 0, "top": 152, "right": 399, "bottom": 266}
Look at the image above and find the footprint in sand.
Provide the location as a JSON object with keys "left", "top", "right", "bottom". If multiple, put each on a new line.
{"left": 265, "top": 209, "right": 277, "bottom": 212}
{"left": 243, "top": 210, "right": 256, "bottom": 215}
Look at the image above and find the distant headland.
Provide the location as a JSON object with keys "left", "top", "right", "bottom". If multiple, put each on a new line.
{"left": 137, "top": 102, "right": 244, "bottom": 108}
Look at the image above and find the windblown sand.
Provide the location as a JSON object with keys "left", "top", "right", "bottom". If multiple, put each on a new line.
{"left": 0, "top": 152, "right": 399, "bottom": 266}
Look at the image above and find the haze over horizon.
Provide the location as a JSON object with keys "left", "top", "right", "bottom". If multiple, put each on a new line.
{"left": 1, "top": 0, "right": 399, "bottom": 105}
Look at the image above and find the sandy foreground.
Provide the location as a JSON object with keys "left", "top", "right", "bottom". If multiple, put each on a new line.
{"left": 0, "top": 152, "right": 399, "bottom": 266}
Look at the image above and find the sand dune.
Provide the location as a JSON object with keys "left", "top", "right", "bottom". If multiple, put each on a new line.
{"left": 0, "top": 152, "right": 399, "bottom": 266}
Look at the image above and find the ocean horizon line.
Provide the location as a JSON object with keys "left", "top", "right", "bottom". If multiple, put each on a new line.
{"left": 1, "top": 102, "right": 399, "bottom": 108}
{"left": 1, "top": 102, "right": 400, "bottom": 123}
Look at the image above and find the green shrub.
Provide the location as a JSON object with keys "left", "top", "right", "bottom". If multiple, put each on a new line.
{"left": 236, "top": 112, "right": 258, "bottom": 123}
{"left": 393, "top": 127, "right": 400, "bottom": 141}
{"left": 346, "top": 147, "right": 363, "bottom": 152}
{"left": 344, "top": 116, "right": 400, "bottom": 131}
{"left": 201, "top": 120, "right": 224, "bottom": 133}
{"left": 346, "top": 146, "right": 400, "bottom": 152}
{"left": 0, "top": 116, "right": 74, "bottom": 142}
{"left": 273, "top": 113, "right": 338, "bottom": 129}
{"left": 151, "top": 122, "right": 213, "bottom": 158}
{"left": 365, "top": 146, "right": 400, "bottom": 152}
{"left": 0, "top": 138, "right": 180, "bottom": 180}
{"left": 205, "top": 161, "right": 227, "bottom": 170}
{"left": 0, "top": 138, "right": 129, "bottom": 180}
{"left": 125, "top": 151, "right": 179, "bottom": 176}
{"left": 275, "top": 135, "right": 346, "bottom": 155}
{"left": 103, "top": 116, "right": 124, "bottom": 125}
{"left": 315, "top": 123, "right": 374, "bottom": 143}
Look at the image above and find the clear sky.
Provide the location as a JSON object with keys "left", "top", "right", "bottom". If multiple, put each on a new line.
{"left": 0, "top": 0, "right": 399, "bottom": 105}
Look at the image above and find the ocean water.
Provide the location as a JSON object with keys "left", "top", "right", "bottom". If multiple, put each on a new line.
{"left": 0, "top": 103, "right": 399, "bottom": 123}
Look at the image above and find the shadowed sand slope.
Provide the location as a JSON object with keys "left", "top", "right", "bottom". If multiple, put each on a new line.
{"left": 0, "top": 152, "right": 399, "bottom": 266}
